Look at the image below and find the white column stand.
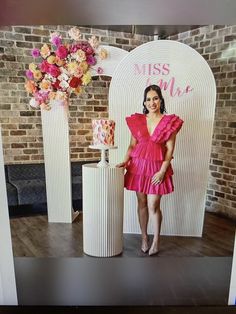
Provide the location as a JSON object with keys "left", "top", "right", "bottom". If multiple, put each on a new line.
{"left": 41, "top": 100, "right": 79, "bottom": 223}
{"left": 83, "top": 163, "right": 124, "bottom": 257}
{"left": 0, "top": 127, "right": 18, "bottom": 305}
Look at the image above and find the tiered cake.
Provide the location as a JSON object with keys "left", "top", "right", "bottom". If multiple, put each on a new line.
{"left": 92, "top": 119, "right": 115, "bottom": 147}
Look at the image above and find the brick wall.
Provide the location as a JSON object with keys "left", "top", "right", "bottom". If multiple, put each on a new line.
{"left": 169, "top": 25, "right": 236, "bottom": 219}
{"left": 0, "top": 25, "right": 152, "bottom": 163}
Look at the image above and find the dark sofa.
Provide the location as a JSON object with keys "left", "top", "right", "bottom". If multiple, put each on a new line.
{"left": 5, "top": 161, "right": 97, "bottom": 216}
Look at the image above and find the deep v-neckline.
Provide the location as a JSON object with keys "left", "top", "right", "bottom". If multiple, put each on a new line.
{"left": 145, "top": 114, "right": 165, "bottom": 137}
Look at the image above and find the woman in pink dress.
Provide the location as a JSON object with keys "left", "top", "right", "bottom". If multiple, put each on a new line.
{"left": 117, "top": 85, "right": 183, "bottom": 256}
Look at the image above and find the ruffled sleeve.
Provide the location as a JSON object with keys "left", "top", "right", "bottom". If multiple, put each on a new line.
{"left": 125, "top": 113, "right": 146, "bottom": 140}
{"left": 152, "top": 114, "right": 184, "bottom": 143}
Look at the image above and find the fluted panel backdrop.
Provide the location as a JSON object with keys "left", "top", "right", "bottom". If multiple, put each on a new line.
{"left": 41, "top": 101, "right": 73, "bottom": 223}
{"left": 0, "top": 127, "right": 17, "bottom": 304}
{"left": 109, "top": 40, "right": 216, "bottom": 236}
{"left": 83, "top": 164, "right": 124, "bottom": 257}
{"left": 91, "top": 45, "right": 128, "bottom": 77}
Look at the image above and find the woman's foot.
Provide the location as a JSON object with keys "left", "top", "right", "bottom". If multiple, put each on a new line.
{"left": 141, "top": 236, "right": 149, "bottom": 253}
{"left": 148, "top": 241, "right": 159, "bottom": 256}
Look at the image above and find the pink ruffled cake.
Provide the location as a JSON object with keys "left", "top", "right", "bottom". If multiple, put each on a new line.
{"left": 92, "top": 119, "right": 115, "bottom": 147}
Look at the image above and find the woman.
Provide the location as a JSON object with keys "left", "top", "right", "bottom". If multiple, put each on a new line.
{"left": 117, "top": 85, "right": 183, "bottom": 256}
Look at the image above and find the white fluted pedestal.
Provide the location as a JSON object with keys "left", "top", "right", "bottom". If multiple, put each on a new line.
{"left": 82, "top": 163, "right": 124, "bottom": 257}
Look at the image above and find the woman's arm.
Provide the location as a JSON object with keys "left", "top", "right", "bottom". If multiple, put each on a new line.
{"left": 151, "top": 132, "right": 177, "bottom": 185}
{"left": 116, "top": 135, "right": 137, "bottom": 168}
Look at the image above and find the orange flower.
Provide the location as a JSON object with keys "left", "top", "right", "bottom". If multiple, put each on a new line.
{"left": 74, "top": 86, "right": 83, "bottom": 95}
{"left": 40, "top": 80, "right": 51, "bottom": 90}
{"left": 25, "top": 80, "right": 37, "bottom": 93}
{"left": 55, "top": 56, "right": 65, "bottom": 66}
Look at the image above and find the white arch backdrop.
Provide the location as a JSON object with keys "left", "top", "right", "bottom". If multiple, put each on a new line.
{"left": 109, "top": 40, "right": 216, "bottom": 236}
{"left": 41, "top": 46, "right": 128, "bottom": 223}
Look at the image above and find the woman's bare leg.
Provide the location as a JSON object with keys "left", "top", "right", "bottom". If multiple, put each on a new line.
{"left": 147, "top": 194, "right": 162, "bottom": 255}
{"left": 136, "top": 192, "right": 149, "bottom": 252}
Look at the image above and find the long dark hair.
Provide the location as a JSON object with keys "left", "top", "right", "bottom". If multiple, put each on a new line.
{"left": 142, "top": 84, "right": 166, "bottom": 114}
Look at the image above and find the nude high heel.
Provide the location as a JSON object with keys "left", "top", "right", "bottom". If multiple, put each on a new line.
{"left": 141, "top": 236, "right": 149, "bottom": 253}
{"left": 148, "top": 241, "right": 159, "bottom": 256}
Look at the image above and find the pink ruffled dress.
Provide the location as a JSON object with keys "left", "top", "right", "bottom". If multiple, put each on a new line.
{"left": 124, "top": 113, "right": 184, "bottom": 195}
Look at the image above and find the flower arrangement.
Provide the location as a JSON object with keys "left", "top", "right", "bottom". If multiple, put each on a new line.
{"left": 25, "top": 27, "right": 108, "bottom": 110}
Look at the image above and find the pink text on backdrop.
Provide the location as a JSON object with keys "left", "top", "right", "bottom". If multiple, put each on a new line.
{"left": 134, "top": 63, "right": 194, "bottom": 97}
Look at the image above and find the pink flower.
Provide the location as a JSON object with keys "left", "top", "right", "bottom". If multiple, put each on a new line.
{"left": 48, "top": 64, "right": 60, "bottom": 77}
{"left": 50, "top": 32, "right": 62, "bottom": 47}
{"left": 35, "top": 90, "right": 50, "bottom": 103}
{"left": 55, "top": 45, "right": 68, "bottom": 59}
{"left": 40, "top": 60, "right": 50, "bottom": 73}
{"left": 31, "top": 48, "right": 40, "bottom": 58}
{"left": 26, "top": 70, "right": 34, "bottom": 80}
{"left": 70, "top": 44, "right": 79, "bottom": 53}
{"left": 87, "top": 55, "right": 96, "bottom": 66}
{"left": 97, "top": 67, "right": 104, "bottom": 74}
{"left": 51, "top": 36, "right": 62, "bottom": 47}
{"left": 84, "top": 45, "right": 94, "bottom": 55}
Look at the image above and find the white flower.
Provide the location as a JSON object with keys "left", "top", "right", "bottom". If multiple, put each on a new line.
{"left": 88, "top": 35, "right": 99, "bottom": 49}
{"left": 29, "top": 98, "right": 40, "bottom": 108}
{"left": 58, "top": 73, "right": 69, "bottom": 82}
{"left": 60, "top": 67, "right": 70, "bottom": 76}
{"left": 68, "top": 27, "right": 81, "bottom": 41}
{"left": 45, "top": 74, "right": 56, "bottom": 82}
{"left": 59, "top": 80, "right": 69, "bottom": 89}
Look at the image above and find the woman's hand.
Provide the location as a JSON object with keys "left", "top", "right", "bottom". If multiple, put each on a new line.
{"left": 151, "top": 170, "right": 165, "bottom": 185}
{"left": 116, "top": 161, "right": 128, "bottom": 168}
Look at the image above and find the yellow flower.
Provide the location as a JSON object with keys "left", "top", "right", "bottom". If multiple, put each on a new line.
{"left": 47, "top": 55, "right": 56, "bottom": 64}
{"left": 25, "top": 80, "right": 37, "bottom": 93}
{"left": 99, "top": 48, "right": 108, "bottom": 60}
{"left": 29, "top": 63, "right": 37, "bottom": 72}
{"left": 75, "top": 49, "right": 86, "bottom": 62}
{"left": 40, "top": 44, "right": 51, "bottom": 59}
{"left": 79, "top": 61, "right": 88, "bottom": 73}
{"left": 67, "top": 61, "right": 78, "bottom": 74}
{"left": 82, "top": 71, "right": 92, "bottom": 85}
{"left": 40, "top": 80, "right": 51, "bottom": 90}
{"left": 55, "top": 56, "right": 65, "bottom": 66}
{"left": 33, "top": 70, "right": 43, "bottom": 81}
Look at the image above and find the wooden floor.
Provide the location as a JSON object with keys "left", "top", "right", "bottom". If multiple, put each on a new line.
{"left": 10, "top": 211, "right": 235, "bottom": 257}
